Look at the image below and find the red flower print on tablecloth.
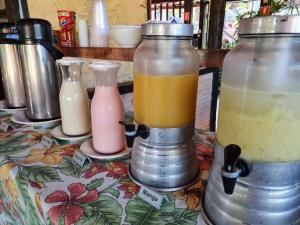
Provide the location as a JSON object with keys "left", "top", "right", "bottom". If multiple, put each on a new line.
{"left": 196, "top": 144, "right": 214, "bottom": 171}
{"left": 84, "top": 163, "right": 106, "bottom": 178}
{"left": 118, "top": 181, "right": 140, "bottom": 199}
{"left": 29, "top": 180, "right": 45, "bottom": 189}
{"left": 106, "top": 162, "right": 128, "bottom": 179}
{"left": 45, "top": 183, "right": 99, "bottom": 225}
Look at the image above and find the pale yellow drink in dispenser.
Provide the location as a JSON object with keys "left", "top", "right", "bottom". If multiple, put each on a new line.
{"left": 134, "top": 74, "right": 198, "bottom": 128}
{"left": 217, "top": 83, "right": 300, "bottom": 162}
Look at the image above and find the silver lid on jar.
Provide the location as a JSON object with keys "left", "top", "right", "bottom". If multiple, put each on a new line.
{"left": 239, "top": 15, "right": 300, "bottom": 35}
{"left": 141, "top": 23, "right": 193, "bottom": 37}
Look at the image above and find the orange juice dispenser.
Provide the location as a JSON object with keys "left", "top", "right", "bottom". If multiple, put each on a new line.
{"left": 126, "top": 23, "right": 200, "bottom": 191}
{"left": 203, "top": 16, "right": 300, "bottom": 225}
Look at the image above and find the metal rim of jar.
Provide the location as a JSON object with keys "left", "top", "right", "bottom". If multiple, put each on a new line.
{"left": 239, "top": 33, "right": 300, "bottom": 38}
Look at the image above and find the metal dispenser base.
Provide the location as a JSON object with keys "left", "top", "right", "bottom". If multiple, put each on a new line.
{"left": 203, "top": 143, "right": 300, "bottom": 225}
{"left": 129, "top": 124, "right": 199, "bottom": 191}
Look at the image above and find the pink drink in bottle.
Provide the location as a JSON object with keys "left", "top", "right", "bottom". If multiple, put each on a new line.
{"left": 90, "top": 61, "right": 125, "bottom": 154}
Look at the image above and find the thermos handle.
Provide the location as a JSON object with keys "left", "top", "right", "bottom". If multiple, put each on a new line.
{"left": 39, "top": 41, "right": 64, "bottom": 87}
{"left": 39, "top": 41, "right": 64, "bottom": 60}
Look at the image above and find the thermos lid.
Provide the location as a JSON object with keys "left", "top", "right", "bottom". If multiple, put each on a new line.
{"left": 141, "top": 23, "right": 193, "bottom": 37}
{"left": 239, "top": 15, "right": 300, "bottom": 35}
{"left": 16, "top": 18, "right": 54, "bottom": 43}
{"left": 0, "top": 22, "right": 19, "bottom": 42}
{"left": 0, "top": 23, "right": 16, "bottom": 34}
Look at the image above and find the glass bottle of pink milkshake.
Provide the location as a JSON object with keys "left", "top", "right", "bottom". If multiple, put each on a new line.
{"left": 90, "top": 61, "right": 125, "bottom": 154}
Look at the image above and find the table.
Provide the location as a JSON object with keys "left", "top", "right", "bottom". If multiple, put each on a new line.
{"left": 0, "top": 111, "right": 215, "bottom": 225}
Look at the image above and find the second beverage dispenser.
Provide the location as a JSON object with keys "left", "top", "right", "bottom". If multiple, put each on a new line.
{"left": 125, "top": 23, "right": 200, "bottom": 190}
{"left": 203, "top": 15, "right": 300, "bottom": 225}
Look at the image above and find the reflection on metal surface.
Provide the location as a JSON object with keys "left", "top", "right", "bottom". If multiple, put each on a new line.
{"left": 19, "top": 44, "right": 60, "bottom": 120}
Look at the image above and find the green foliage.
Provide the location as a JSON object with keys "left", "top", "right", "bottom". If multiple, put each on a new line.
{"left": 0, "top": 134, "right": 28, "bottom": 156}
{"left": 224, "top": 0, "right": 300, "bottom": 49}
{"left": 58, "top": 157, "right": 83, "bottom": 178}
{"left": 166, "top": 209, "right": 198, "bottom": 225}
{"left": 76, "top": 195, "right": 122, "bottom": 225}
{"left": 16, "top": 168, "right": 42, "bottom": 225}
{"left": 28, "top": 166, "right": 62, "bottom": 183}
{"left": 125, "top": 197, "right": 199, "bottom": 225}
{"left": 125, "top": 197, "right": 175, "bottom": 225}
{"left": 102, "top": 187, "right": 120, "bottom": 198}
{"left": 86, "top": 178, "right": 104, "bottom": 191}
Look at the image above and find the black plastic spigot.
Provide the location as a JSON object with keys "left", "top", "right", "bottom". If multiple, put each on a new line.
{"left": 221, "top": 144, "right": 250, "bottom": 195}
{"left": 136, "top": 124, "right": 150, "bottom": 139}
{"left": 119, "top": 120, "right": 137, "bottom": 148}
{"left": 224, "top": 144, "right": 241, "bottom": 172}
{"left": 119, "top": 121, "right": 150, "bottom": 148}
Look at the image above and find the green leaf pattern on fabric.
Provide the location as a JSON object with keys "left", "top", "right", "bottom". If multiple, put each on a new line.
{"left": 28, "top": 166, "right": 62, "bottom": 183}
{"left": 58, "top": 157, "right": 83, "bottom": 178}
{"left": 0, "top": 120, "right": 207, "bottom": 225}
{"left": 125, "top": 197, "right": 175, "bottom": 225}
{"left": 0, "top": 134, "right": 28, "bottom": 155}
{"left": 17, "top": 168, "right": 42, "bottom": 225}
{"left": 76, "top": 195, "right": 122, "bottom": 225}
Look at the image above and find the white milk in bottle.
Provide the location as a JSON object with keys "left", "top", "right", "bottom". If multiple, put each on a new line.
{"left": 57, "top": 58, "right": 91, "bottom": 136}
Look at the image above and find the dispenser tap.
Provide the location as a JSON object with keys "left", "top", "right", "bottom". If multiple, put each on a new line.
{"left": 119, "top": 121, "right": 150, "bottom": 147}
{"left": 136, "top": 124, "right": 150, "bottom": 139}
{"left": 221, "top": 144, "right": 250, "bottom": 195}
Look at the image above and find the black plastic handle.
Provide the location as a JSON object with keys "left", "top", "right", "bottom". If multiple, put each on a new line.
{"left": 39, "top": 41, "right": 64, "bottom": 60}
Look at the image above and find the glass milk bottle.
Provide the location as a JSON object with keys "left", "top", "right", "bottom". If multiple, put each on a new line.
{"left": 57, "top": 58, "right": 91, "bottom": 136}
{"left": 90, "top": 61, "right": 125, "bottom": 154}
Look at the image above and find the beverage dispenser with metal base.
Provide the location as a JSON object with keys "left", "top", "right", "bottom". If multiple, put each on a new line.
{"left": 122, "top": 23, "right": 200, "bottom": 191}
{"left": 202, "top": 15, "right": 300, "bottom": 225}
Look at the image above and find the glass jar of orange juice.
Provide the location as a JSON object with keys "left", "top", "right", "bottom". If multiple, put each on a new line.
{"left": 134, "top": 23, "right": 199, "bottom": 128}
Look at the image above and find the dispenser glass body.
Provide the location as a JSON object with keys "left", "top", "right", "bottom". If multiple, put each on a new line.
{"left": 204, "top": 16, "right": 300, "bottom": 225}
{"left": 217, "top": 36, "right": 300, "bottom": 162}
{"left": 133, "top": 38, "right": 199, "bottom": 128}
{"left": 130, "top": 23, "right": 200, "bottom": 190}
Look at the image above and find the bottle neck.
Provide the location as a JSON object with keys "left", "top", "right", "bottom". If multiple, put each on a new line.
{"left": 93, "top": 66, "right": 119, "bottom": 87}
{"left": 59, "top": 63, "right": 83, "bottom": 82}
{"left": 95, "top": 73, "right": 118, "bottom": 86}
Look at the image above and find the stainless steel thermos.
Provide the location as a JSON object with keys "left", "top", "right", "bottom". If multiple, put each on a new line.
{"left": 17, "top": 18, "right": 63, "bottom": 120}
{"left": 0, "top": 23, "right": 26, "bottom": 107}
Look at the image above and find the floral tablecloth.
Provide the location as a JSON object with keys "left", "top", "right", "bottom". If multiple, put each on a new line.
{"left": 0, "top": 111, "right": 215, "bottom": 225}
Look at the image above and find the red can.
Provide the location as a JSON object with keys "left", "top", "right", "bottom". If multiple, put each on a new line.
{"left": 57, "top": 10, "right": 77, "bottom": 47}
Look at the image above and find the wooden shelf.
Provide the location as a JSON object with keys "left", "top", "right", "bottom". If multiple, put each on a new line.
{"left": 0, "top": 9, "right": 6, "bottom": 19}
{"left": 203, "top": 49, "right": 230, "bottom": 68}
{"left": 56, "top": 46, "right": 136, "bottom": 62}
{"left": 56, "top": 45, "right": 229, "bottom": 68}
